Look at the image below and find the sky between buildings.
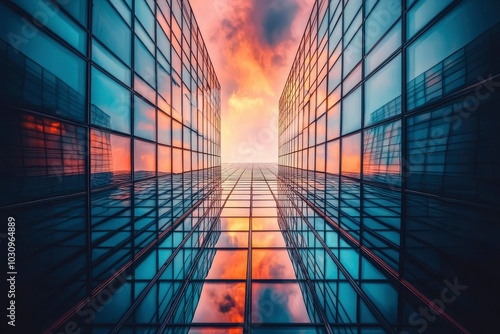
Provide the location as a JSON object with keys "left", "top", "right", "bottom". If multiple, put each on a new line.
{"left": 190, "top": 0, "right": 315, "bottom": 163}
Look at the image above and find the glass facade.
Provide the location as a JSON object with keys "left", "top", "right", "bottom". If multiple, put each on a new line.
{"left": 279, "top": 0, "right": 500, "bottom": 333}
{"left": 0, "top": 0, "right": 220, "bottom": 332}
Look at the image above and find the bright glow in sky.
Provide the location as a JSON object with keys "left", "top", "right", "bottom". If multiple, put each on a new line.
{"left": 190, "top": 0, "right": 315, "bottom": 163}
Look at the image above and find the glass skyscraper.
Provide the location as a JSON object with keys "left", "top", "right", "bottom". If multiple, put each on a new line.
{"left": 1, "top": 0, "right": 500, "bottom": 334}
{"left": 279, "top": 0, "right": 500, "bottom": 333}
{"left": 1, "top": 0, "right": 221, "bottom": 332}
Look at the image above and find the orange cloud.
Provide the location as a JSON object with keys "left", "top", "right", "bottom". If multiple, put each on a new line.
{"left": 190, "top": 0, "right": 315, "bottom": 163}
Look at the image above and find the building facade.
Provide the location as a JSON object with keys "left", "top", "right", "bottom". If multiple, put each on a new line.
{"left": 279, "top": 0, "right": 500, "bottom": 333}
{"left": 0, "top": 0, "right": 221, "bottom": 332}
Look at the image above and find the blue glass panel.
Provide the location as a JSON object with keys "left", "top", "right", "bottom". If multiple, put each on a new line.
{"left": 93, "top": 0, "right": 131, "bottom": 65}
{"left": 365, "top": 54, "right": 401, "bottom": 126}
{"left": 342, "top": 87, "right": 361, "bottom": 135}
{"left": 134, "top": 96, "right": 156, "bottom": 141}
{"left": 91, "top": 66, "right": 131, "bottom": 134}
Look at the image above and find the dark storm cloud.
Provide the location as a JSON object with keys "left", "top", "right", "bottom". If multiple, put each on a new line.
{"left": 219, "top": 293, "right": 236, "bottom": 313}
{"left": 256, "top": 0, "right": 300, "bottom": 47}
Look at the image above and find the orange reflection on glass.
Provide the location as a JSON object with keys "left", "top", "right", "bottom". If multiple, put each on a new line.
{"left": 252, "top": 207, "right": 277, "bottom": 217}
{"left": 206, "top": 250, "right": 247, "bottom": 279}
{"left": 252, "top": 249, "right": 296, "bottom": 279}
{"left": 252, "top": 283, "right": 311, "bottom": 323}
{"left": 192, "top": 282, "right": 246, "bottom": 323}
{"left": 221, "top": 207, "right": 250, "bottom": 217}
{"left": 188, "top": 328, "right": 243, "bottom": 334}
{"left": 215, "top": 232, "right": 248, "bottom": 248}
{"left": 252, "top": 232, "right": 286, "bottom": 248}
{"left": 134, "top": 139, "right": 156, "bottom": 172}
{"left": 220, "top": 218, "right": 249, "bottom": 231}
{"left": 252, "top": 218, "right": 280, "bottom": 230}
{"left": 341, "top": 133, "right": 361, "bottom": 177}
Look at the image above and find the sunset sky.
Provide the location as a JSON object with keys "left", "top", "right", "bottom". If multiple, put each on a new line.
{"left": 190, "top": 0, "right": 315, "bottom": 162}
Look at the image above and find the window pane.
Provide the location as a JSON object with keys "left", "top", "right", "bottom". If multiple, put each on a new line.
{"left": 327, "top": 103, "right": 340, "bottom": 140}
{"left": 407, "top": 0, "right": 500, "bottom": 82}
{"left": 134, "top": 139, "right": 156, "bottom": 180}
{"left": 91, "top": 67, "right": 131, "bottom": 134}
{"left": 365, "top": 54, "right": 401, "bottom": 126}
{"left": 327, "top": 139, "right": 340, "bottom": 175}
{"left": 91, "top": 131, "right": 130, "bottom": 188}
{"left": 363, "top": 120, "right": 402, "bottom": 186}
{"left": 158, "top": 111, "right": 171, "bottom": 145}
{"left": 365, "top": 21, "right": 401, "bottom": 74}
{"left": 134, "top": 96, "right": 156, "bottom": 141}
{"left": 92, "top": 39, "right": 131, "bottom": 85}
{"left": 93, "top": 0, "right": 131, "bottom": 65}
{"left": 341, "top": 133, "right": 361, "bottom": 178}
{"left": 407, "top": 0, "right": 453, "bottom": 38}
{"left": 158, "top": 144, "right": 171, "bottom": 174}
{"left": 135, "top": 37, "right": 155, "bottom": 86}
{"left": 342, "top": 87, "right": 361, "bottom": 135}
{"left": 365, "top": 0, "right": 401, "bottom": 51}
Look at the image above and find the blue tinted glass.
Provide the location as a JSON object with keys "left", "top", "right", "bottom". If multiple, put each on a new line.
{"left": 12, "top": 0, "right": 87, "bottom": 52}
{"left": 135, "top": 0, "right": 154, "bottom": 38}
{"left": 365, "top": 21, "right": 401, "bottom": 74}
{"left": 343, "top": 29, "right": 362, "bottom": 76}
{"left": 91, "top": 67, "right": 131, "bottom": 134}
{"left": 92, "top": 39, "right": 131, "bottom": 85}
{"left": 407, "top": 0, "right": 500, "bottom": 82}
{"left": 407, "top": 0, "right": 453, "bottom": 38}
{"left": 365, "top": 54, "right": 401, "bottom": 126}
{"left": 135, "top": 37, "right": 155, "bottom": 86}
{"left": 342, "top": 88, "right": 361, "bottom": 135}
{"left": 134, "top": 96, "right": 156, "bottom": 141}
{"left": 365, "top": 0, "right": 401, "bottom": 51}
{"left": 363, "top": 120, "right": 402, "bottom": 186}
{"left": 93, "top": 0, "right": 131, "bottom": 65}
{"left": 0, "top": 4, "right": 86, "bottom": 96}
{"left": 57, "top": 0, "right": 88, "bottom": 25}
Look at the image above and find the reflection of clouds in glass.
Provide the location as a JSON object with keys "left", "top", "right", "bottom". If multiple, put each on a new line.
{"left": 110, "top": 134, "right": 130, "bottom": 172}
{"left": 252, "top": 283, "right": 311, "bottom": 323}
{"left": 221, "top": 217, "right": 249, "bottom": 231}
{"left": 192, "top": 283, "right": 245, "bottom": 323}
{"left": 252, "top": 249, "right": 296, "bottom": 279}
{"left": 252, "top": 232, "right": 286, "bottom": 247}
{"left": 215, "top": 232, "right": 248, "bottom": 247}
{"left": 206, "top": 250, "right": 247, "bottom": 279}
{"left": 252, "top": 217, "right": 279, "bottom": 230}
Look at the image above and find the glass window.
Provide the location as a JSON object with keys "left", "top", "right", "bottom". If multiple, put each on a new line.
{"left": 134, "top": 139, "right": 156, "bottom": 180}
{"left": 91, "top": 131, "right": 130, "bottom": 188}
{"left": 0, "top": 4, "right": 86, "bottom": 96}
{"left": 363, "top": 120, "right": 401, "bottom": 186}
{"left": 172, "top": 121, "right": 182, "bottom": 148}
{"left": 91, "top": 67, "right": 131, "bottom": 134}
{"left": 158, "top": 111, "right": 171, "bottom": 145}
{"left": 341, "top": 133, "right": 361, "bottom": 178}
{"left": 343, "top": 63, "right": 362, "bottom": 95}
{"left": 407, "top": 0, "right": 454, "bottom": 38}
{"left": 343, "top": 29, "right": 362, "bottom": 77}
{"left": 328, "top": 56, "right": 342, "bottom": 93}
{"left": 327, "top": 139, "right": 340, "bottom": 175}
{"left": 135, "top": 37, "right": 155, "bottom": 86}
{"left": 316, "top": 143, "right": 326, "bottom": 173}
{"left": 158, "top": 145, "right": 171, "bottom": 174}
{"left": 12, "top": 0, "right": 86, "bottom": 52}
{"left": 407, "top": 0, "right": 500, "bottom": 82}
{"left": 365, "top": 0, "right": 401, "bottom": 51}
{"left": 134, "top": 96, "right": 156, "bottom": 141}
{"left": 57, "top": 0, "right": 88, "bottom": 26}
{"left": 327, "top": 104, "right": 340, "bottom": 140}
{"left": 92, "top": 39, "right": 131, "bottom": 85}
{"left": 135, "top": 0, "right": 154, "bottom": 38}
{"left": 365, "top": 54, "right": 401, "bottom": 126}
{"left": 93, "top": 0, "right": 131, "bottom": 65}
{"left": 342, "top": 87, "right": 361, "bottom": 135}
{"left": 365, "top": 21, "right": 401, "bottom": 74}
